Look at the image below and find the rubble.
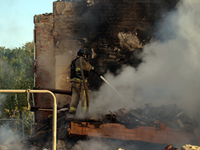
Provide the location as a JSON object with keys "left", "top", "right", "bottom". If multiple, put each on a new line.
{"left": 106, "top": 104, "right": 200, "bottom": 132}
{"left": 164, "top": 144, "right": 179, "bottom": 150}
{"left": 57, "top": 140, "right": 67, "bottom": 150}
{"left": 181, "top": 145, "right": 200, "bottom": 150}
{"left": 25, "top": 104, "right": 200, "bottom": 149}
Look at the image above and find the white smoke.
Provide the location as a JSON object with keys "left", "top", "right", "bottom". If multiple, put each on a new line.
{"left": 0, "top": 125, "right": 21, "bottom": 144}
{"left": 89, "top": 0, "right": 200, "bottom": 115}
{"left": 72, "top": 137, "right": 167, "bottom": 150}
{"left": 0, "top": 125, "right": 24, "bottom": 150}
{"left": 72, "top": 138, "right": 112, "bottom": 150}
{"left": 0, "top": 124, "right": 37, "bottom": 150}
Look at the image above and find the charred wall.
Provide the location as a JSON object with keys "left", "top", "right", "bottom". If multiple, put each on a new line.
{"left": 33, "top": 0, "right": 178, "bottom": 127}
{"left": 64, "top": 0, "right": 179, "bottom": 89}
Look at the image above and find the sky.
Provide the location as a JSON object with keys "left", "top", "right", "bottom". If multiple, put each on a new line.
{"left": 0, "top": 0, "right": 55, "bottom": 49}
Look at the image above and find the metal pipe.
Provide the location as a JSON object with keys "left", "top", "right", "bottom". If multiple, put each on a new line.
{"left": 0, "top": 89, "right": 57, "bottom": 150}
{"left": 0, "top": 119, "right": 24, "bottom": 140}
{"left": 33, "top": 87, "right": 72, "bottom": 95}
{"left": 31, "top": 93, "right": 36, "bottom": 124}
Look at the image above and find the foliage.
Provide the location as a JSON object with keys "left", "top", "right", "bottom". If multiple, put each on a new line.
{"left": 0, "top": 41, "right": 34, "bottom": 136}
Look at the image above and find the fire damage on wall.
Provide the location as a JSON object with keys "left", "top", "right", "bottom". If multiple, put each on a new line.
{"left": 28, "top": 0, "right": 200, "bottom": 150}
{"left": 33, "top": 0, "right": 179, "bottom": 125}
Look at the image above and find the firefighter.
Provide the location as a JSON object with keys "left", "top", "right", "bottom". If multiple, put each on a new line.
{"left": 69, "top": 48, "right": 94, "bottom": 115}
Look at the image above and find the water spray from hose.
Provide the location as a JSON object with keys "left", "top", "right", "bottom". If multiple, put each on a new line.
{"left": 100, "top": 76, "right": 129, "bottom": 104}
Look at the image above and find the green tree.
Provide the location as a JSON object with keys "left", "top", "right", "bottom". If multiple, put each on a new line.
{"left": 0, "top": 41, "right": 34, "bottom": 136}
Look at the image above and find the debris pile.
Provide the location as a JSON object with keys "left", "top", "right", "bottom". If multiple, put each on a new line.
{"left": 104, "top": 104, "right": 200, "bottom": 132}
{"left": 181, "top": 144, "right": 200, "bottom": 150}
{"left": 25, "top": 104, "right": 200, "bottom": 149}
{"left": 164, "top": 144, "right": 179, "bottom": 150}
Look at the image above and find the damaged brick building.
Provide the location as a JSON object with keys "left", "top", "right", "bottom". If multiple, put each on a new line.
{"left": 30, "top": 0, "right": 200, "bottom": 149}
{"left": 33, "top": 0, "right": 179, "bottom": 126}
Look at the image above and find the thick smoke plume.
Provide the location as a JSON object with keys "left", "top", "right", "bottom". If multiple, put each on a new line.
{"left": 89, "top": 0, "right": 200, "bottom": 115}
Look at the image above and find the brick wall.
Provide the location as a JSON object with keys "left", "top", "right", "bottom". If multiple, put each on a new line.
{"left": 34, "top": 13, "right": 55, "bottom": 126}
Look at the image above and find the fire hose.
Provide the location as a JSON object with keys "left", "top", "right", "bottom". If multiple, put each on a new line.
{"left": 79, "top": 56, "right": 89, "bottom": 111}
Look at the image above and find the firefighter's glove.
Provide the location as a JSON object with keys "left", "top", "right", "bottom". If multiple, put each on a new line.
{"left": 95, "top": 71, "right": 101, "bottom": 77}
{"left": 90, "top": 67, "right": 102, "bottom": 77}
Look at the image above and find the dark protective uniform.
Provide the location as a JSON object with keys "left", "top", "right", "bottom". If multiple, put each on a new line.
{"left": 69, "top": 56, "right": 92, "bottom": 114}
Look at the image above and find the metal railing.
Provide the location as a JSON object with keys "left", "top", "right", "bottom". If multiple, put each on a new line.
{"left": 0, "top": 89, "right": 57, "bottom": 150}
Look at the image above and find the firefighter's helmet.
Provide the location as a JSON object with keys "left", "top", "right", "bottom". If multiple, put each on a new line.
{"left": 77, "top": 49, "right": 90, "bottom": 57}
